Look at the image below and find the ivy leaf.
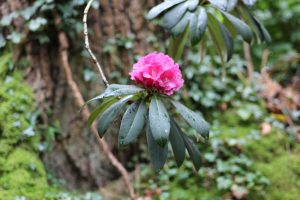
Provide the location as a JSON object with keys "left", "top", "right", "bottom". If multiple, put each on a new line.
{"left": 149, "top": 96, "right": 170, "bottom": 147}
{"left": 147, "top": 0, "right": 186, "bottom": 20}
{"left": 28, "top": 17, "right": 47, "bottom": 32}
{"left": 97, "top": 95, "right": 133, "bottom": 137}
{"left": 182, "top": 134, "right": 201, "bottom": 171}
{"left": 146, "top": 122, "right": 168, "bottom": 171}
{"left": 7, "top": 32, "right": 22, "bottom": 44}
{"left": 171, "top": 100, "right": 209, "bottom": 141}
{"left": 119, "top": 100, "right": 147, "bottom": 147}
{"left": 86, "top": 97, "right": 118, "bottom": 127}
{"left": 222, "top": 12, "right": 253, "bottom": 43}
{"left": 170, "top": 119, "right": 186, "bottom": 167}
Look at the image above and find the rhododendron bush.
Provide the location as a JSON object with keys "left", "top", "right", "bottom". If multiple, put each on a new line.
{"left": 86, "top": 52, "right": 209, "bottom": 171}
{"left": 86, "top": 0, "right": 270, "bottom": 171}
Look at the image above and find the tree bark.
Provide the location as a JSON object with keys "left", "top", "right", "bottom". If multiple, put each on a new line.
{"left": 1, "top": 0, "right": 162, "bottom": 190}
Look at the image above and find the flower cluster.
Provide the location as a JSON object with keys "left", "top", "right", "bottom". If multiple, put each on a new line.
{"left": 129, "top": 52, "right": 184, "bottom": 96}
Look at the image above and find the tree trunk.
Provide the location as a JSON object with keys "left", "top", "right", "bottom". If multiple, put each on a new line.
{"left": 1, "top": 0, "right": 162, "bottom": 190}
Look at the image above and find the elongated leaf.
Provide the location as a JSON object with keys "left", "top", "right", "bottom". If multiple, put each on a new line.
{"left": 170, "top": 119, "right": 186, "bottom": 167}
{"left": 227, "top": 0, "right": 238, "bottom": 12}
{"left": 242, "top": 0, "right": 257, "bottom": 7}
{"left": 86, "top": 97, "right": 118, "bottom": 127}
{"left": 171, "top": 100, "right": 209, "bottom": 140}
{"left": 85, "top": 84, "right": 144, "bottom": 105}
{"left": 97, "top": 95, "right": 133, "bottom": 137}
{"left": 237, "top": 5, "right": 271, "bottom": 43}
{"left": 147, "top": 0, "right": 186, "bottom": 20}
{"left": 207, "top": 14, "right": 225, "bottom": 62}
{"left": 190, "top": 7, "right": 207, "bottom": 45}
{"left": 149, "top": 96, "right": 170, "bottom": 146}
{"left": 222, "top": 11, "right": 253, "bottom": 43}
{"left": 163, "top": 0, "right": 198, "bottom": 30}
{"left": 171, "top": 11, "right": 191, "bottom": 36}
{"left": 218, "top": 19, "right": 234, "bottom": 61}
{"left": 119, "top": 100, "right": 147, "bottom": 146}
{"left": 182, "top": 134, "right": 201, "bottom": 171}
{"left": 252, "top": 16, "right": 271, "bottom": 43}
{"left": 208, "top": 13, "right": 234, "bottom": 61}
{"left": 163, "top": 4, "right": 187, "bottom": 30}
{"left": 209, "top": 0, "right": 228, "bottom": 11}
{"left": 209, "top": 0, "right": 238, "bottom": 12}
{"left": 199, "top": 34, "right": 207, "bottom": 62}
{"left": 146, "top": 122, "right": 168, "bottom": 171}
{"left": 168, "top": 25, "right": 190, "bottom": 61}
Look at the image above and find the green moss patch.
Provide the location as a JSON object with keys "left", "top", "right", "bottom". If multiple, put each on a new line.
{"left": 0, "top": 52, "right": 54, "bottom": 199}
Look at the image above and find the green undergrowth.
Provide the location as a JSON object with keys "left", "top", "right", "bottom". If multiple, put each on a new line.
{"left": 139, "top": 109, "right": 300, "bottom": 199}
{"left": 218, "top": 111, "right": 300, "bottom": 200}
{"left": 245, "top": 133, "right": 300, "bottom": 200}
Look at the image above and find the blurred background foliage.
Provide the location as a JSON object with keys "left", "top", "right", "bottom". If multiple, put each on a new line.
{"left": 0, "top": 0, "right": 299, "bottom": 199}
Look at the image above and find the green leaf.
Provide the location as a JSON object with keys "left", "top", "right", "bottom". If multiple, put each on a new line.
{"left": 97, "top": 95, "right": 133, "bottom": 137}
{"left": 242, "top": 0, "right": 257, "bottom": 7}
{"left": 147, "top": 0, "right": 186, "bottom": 20}
{"left": 218, "top": 19, "right": 234, "bottom": 61}
{"left": 190, "top": 7, "right": 208, "bottom": 45}
{"left": 199, "top": 34, "right": 207, "bottom": 62}
{"left": 146, "top": 122, "right": 168, "bottom": 171}
{"left": 86, "top": 97, "right": 118, "bottom": 127}
{"left": 163, "top": 0, "right": 198, "bottom": 30}
{"left": 149, "top": 96, "right": 170, "bottom": 147}
{"left": 209, "top": 0, "right": 228, "bottom": 11}
{"left": 222, "top": 11, "right": 253, "bottom": 43}
{"left": 207, "top": 14, "right": 225, "bottom": 62}
{"left": 227, "top": 0, "right": 238, "bottom": 12}
{"left": 252, "top": 16, "right": 271, "bottom": 43}
{"left": 168, "top": 25, "right": 190, "bottom": 61}
{"left": 182, "top": 134, "right": 201, "bottom": 171}
{"left": 171, "top": 11, "right": 191, "bottom": 36}
{"left": 119, "top": 100, "right": 147, "bottom": 146}
{"left": 162, "top": 3, "right": 187, "bottom": 30}
{"left": 171, "top": 100, "right": 209, "bottom": 140}
{"left": 170, "top": 120, "right": 186, "bottom": 167}
{"left": 209, "top": 0, "right": 237, "bottom": 12}
{"left": 85, "top": 84, "right": 144, "bottom": 106}
{"left": 208, "top": 13, "right": 234, "bottom": 61}
{"left": 237, "top": 5, "right": 271, "bottom": 43}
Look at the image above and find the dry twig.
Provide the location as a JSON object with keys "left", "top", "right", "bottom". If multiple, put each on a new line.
{"left": 54, "top": 8, "right": 136, "bottom": 199}
{"left": 83, "top": 0, "right": 109, "bottom": 87}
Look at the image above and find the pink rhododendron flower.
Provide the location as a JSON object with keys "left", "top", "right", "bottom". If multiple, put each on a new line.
{"left": 129, "top": 52, "right": 184, "bottom": 96}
